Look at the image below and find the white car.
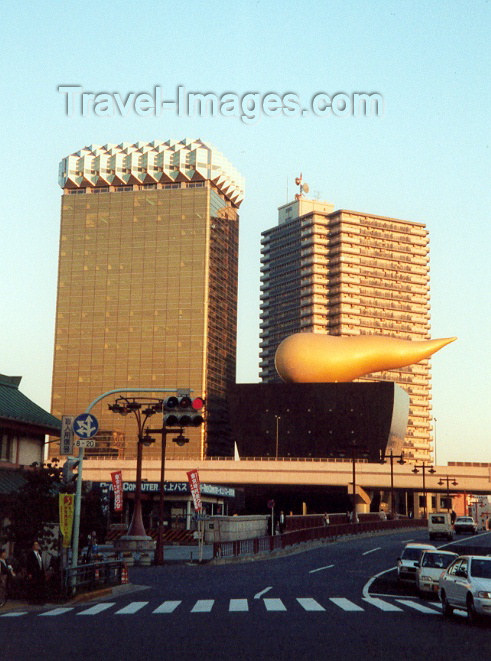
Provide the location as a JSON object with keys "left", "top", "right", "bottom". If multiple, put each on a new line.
{"left": 397, "top": 542, "right": 436, "bottom": 582}
{"left": 416, "top": 550, "right": 458, "bottom": 595}
{"left": 454, "top": 516, "right": 478, "bottom": 535}
{"left": 439, "top": 555, "right": 491, "bottom": 624}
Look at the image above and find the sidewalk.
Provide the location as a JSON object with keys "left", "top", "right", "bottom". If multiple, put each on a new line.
{"left": 0, "top": 545, "right": 213, "bottom": 614}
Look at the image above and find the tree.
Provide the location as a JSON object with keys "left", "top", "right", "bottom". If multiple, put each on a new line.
{"left": 3, "top": 459, "right": 106, "bottom": 560}
{"left": 4, "top": 460, "right": 63, "bottom": 554}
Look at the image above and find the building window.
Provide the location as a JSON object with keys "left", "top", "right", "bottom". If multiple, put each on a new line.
{"left": 0, "top": 432, "right": 12, "bottom": 462}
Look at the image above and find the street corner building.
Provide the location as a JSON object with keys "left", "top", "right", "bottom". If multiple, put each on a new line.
{"left": 51, "top": 139, "right": 245, "bottom": 460}
{"left": 1, "top": 373, "right": 61, "bottom": 550}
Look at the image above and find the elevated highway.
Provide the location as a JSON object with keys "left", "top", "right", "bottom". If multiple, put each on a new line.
{"left": 82, "top": 457, "right": 491, "bottom": 500}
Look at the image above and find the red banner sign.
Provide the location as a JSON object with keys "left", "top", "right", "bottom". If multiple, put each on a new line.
{"left": 111, "top": 471, "right": 124, "bottom": 512}
{"left": 186, "top": 469, "right": 202, "bottom": 512}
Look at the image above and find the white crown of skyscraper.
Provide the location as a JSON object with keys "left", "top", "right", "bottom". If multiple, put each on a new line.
{"left": 58, "top": 138, "right": 245, "bottom": 206}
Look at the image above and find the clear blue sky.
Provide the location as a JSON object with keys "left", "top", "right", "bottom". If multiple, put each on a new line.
{"left": 1, "top": 0, "right": 489, "bottom": 465}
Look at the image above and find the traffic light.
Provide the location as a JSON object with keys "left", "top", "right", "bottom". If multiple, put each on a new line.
{"left": 62, "top": 457, "right": 80, "bottom": 483}
{"left": 163, "top": 396, "right": 204, "bottom": 427}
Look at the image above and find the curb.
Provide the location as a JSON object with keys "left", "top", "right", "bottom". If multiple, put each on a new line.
{"left": 0, "top": 583, "right": 148, "bottom": 614}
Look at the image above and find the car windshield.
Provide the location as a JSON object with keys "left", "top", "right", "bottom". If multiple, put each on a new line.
{"left": 421, "top": 553, "right": 455, "bottom": 569}
{"left": 430, "top": 516, "right": 445, "bottom": 524}
{"left": 402, "top": 548, "right": 426, "bottom": 560}
{"left": 470, "top": 559, "right": 491, "bottom": 579}
{"left": 457, "top": 517, "right": 473, "bottom": 522}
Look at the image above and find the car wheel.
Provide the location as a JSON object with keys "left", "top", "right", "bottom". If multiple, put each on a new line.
{"left": 467, "top": 595, "right": 481, "bottom": 626}
{"left": 441, "top": 591, "right": 453, "bottom": 617}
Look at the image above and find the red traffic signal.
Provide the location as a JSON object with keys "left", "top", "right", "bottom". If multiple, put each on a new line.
{"left": 164, "top": 396, "right": 205, "bottom": 427}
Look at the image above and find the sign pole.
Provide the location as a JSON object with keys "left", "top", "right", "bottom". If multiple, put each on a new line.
{"left": 199, "top": 516, "right": 203, "bottom": 563}
{"left": 70, "top": 445, "right": 84, "bottom": 581}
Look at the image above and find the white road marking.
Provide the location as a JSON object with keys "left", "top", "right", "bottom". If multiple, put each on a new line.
{"left": 191, "top": 599, "right": 214, "bottom": 613}
{"left": 362, "top": 566, "right": 397, "bottom": 599}
{"left": 39, "top": 607, "right": 74, "bottom": 616}
{"left": 362, "top": 597, "right": 403, "bottom": 612}
{"left": 254, "top": 586, "right": 272, "bottom": 599}
{"left": 78, "top": 603, "right": 115, "bottom": 615}
{"left": 229, "top": 599, "right": 249, "bottom": 612}
{"left": 362, "top": 547, "right": 381, "bottom": 556}
{"left": 297, "top": 597, "right": 326, "bottom": 611}
{"left": 309, "top": 564, "right": 335, "bottom": 574}
{"left": 264, "top": 598, "right": 287, "bottom": 611}
{"left": 0, "top": 611, "right": 28, "bottom": 617}
{"left": 153, "top": 601, "right": 182, "bottom": 613}
{"left": 115, "top": 601, "right": 149, "bottom": 614}
{"left": 396, "top": 599, "right": 440, "bottom": 614}
{"left": 329, "top": 598, "right": 364, "bottom": 612}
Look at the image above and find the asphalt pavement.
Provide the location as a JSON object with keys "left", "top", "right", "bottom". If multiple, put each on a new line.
{"left": 2, "top": 530, "right": 491, "bottom": 661}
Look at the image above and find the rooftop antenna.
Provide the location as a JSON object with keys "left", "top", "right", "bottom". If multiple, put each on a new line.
{"left": 295, "top": 173, "right": 309, "bottom": 200}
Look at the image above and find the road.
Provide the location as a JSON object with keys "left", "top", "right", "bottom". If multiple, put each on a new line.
{"left": 2, "top": 529, "right": 490, "bottom": 660}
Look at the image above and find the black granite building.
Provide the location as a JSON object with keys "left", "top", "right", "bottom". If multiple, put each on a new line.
{"left": 227, "top": 381, "right": 409, "bottom": 461}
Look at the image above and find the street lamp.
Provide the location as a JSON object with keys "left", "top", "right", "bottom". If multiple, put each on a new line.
{"left": 274, "top": 415, "right": 281, "bottom": 459}
{"left": 438, "top": 475, "right": 459, "bottom": 511}
{"left": 380, "top": 450, "right": 405, "bottom": 517}
{"left": 433, "top": 417, "right": 437, "bottom": 466}
{"left": 411, "top": 462, "right": 436, "bottom": 518}
{"left": 108, "top": 397, "right": 162, "bottom": 537}
{"left": 148, "top": 424, "right": 190, "bottom": 565}
{"left": 330, "top": 439, "right": 369, "bottom": 522}
{"left": 146, "top": 395, "right": 204, "bottom": 565}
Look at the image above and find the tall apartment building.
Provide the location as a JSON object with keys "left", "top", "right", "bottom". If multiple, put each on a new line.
{"left": 52, "top": 139, "right": 244, "bottom": 459}
{"left": 260, "top": 197, "right": 432, "bottom": 461}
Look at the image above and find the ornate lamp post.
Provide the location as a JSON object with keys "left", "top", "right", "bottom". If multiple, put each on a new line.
{"left": 108, "top": 397, "right": 162, "bottom": 537}
{"left": 438, "top": 475, "right": 459, "bottom": 511}
{"left": 412, "top": 462, "right": 436, "bottom": 518}
{"left": 380, "top": 450, "right": 405, "bottom": 516}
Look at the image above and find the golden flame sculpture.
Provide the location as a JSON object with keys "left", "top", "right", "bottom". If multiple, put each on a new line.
{"left": 275, "top": 333, "right": 456, "bottom": 383}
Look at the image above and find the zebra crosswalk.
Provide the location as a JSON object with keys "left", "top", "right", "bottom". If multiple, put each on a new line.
{"left": 0, "top": 596, "right": 444, "bottom": 618}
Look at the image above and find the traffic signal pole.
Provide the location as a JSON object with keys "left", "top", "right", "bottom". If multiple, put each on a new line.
{"left": 71, "top": 387, "right": 178, "bottom": 573}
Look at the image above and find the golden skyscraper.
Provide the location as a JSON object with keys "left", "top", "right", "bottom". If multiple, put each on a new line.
{"left": 260, "top": 197, "right": 433, "bottom": 462}
{"left": 52, "top": 139, "right": 244, "bottom": 459}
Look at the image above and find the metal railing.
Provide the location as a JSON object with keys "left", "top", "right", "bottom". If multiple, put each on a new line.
{"left": 213, "top": 518, "right": 426, "bottom": 559}
{"left": 65, "top": 559, "right": 124, "bottom": 596}
{"left": 84, "top": 454, "right": 371, "bottom": 463}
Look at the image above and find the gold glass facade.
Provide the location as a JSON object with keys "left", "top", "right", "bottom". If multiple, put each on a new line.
{"left": 260, "top": 201, "right": 432, "bottom": 462}
{"left": 52, "top": 184, "right": 239, "bottom": 459}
